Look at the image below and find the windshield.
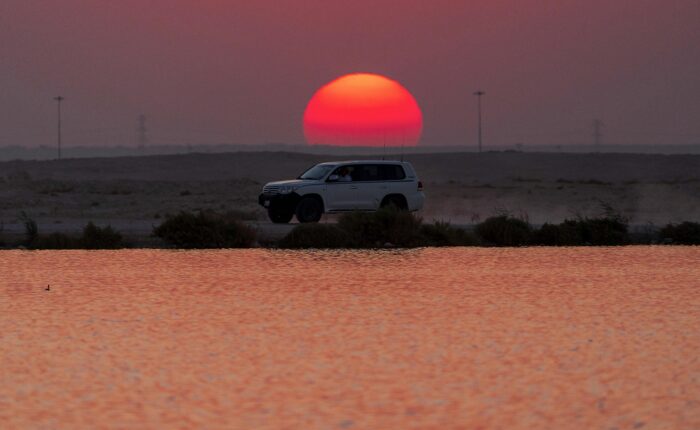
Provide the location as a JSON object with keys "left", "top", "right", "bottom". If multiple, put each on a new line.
{"left": 298, "top": 164, "right": 335, "bottom": 180}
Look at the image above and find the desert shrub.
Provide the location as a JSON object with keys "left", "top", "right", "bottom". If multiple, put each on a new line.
{"left": 532, "top": 216, "right": 629, "bottom": 246}
{"left": 279, "top": 223, "right": 352, "bottom": 249}
{"left": 420, "top": 221, "right": 478, "bottom": 246}
{"left": 18, "top": 211, "right": 38, "bottom": 245}
{"left": 29, "top": 222, "right": 124, "bottom": 249}
{"left": 475, "top": 215, "right": 532, "bottom": 247}
{"left": 153, "top": 211, "right": 256, "bottom": 248}
{"left": 581, "top": 217, "right": 629, "bottom": 245}
{"left": 533, "top": 222, "right": 564, "bottom": 246}
{"left": 280, "top": 213, "right": 475, "bottom": 249}
{"left": 532, "top": 201, "right": 629, "bottom": 246}
{"left": 337, "top": 208, "right": 423, "bottom": 247}
{"left": 579, "top": 202, "right": 630, "bottom": 245}
{"left": 31, "top": 233, "right": 82, "bottom": 249}
{"left": 532, "top": 221, "right": 584, "bottom": 246}
{"left": 659, "top": 222, "right": 700, "bottom": 245}
{"left": 81, "top": 222, "right": 124, "bottom": 249}
{"left": 629, "top": 222, "right": 659, "bottom": 245}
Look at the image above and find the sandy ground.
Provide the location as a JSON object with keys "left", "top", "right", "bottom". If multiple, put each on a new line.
{"left": 1, "top": 151, "right": 699, "bottom": 244}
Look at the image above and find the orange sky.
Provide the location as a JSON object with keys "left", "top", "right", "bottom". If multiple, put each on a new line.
{"left": 1, "top": 0, "right": 699, "bottom": 148}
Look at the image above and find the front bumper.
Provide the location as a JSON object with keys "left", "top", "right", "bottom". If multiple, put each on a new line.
{"left": 258, "top": 193, "right": 300, "bottom": 212}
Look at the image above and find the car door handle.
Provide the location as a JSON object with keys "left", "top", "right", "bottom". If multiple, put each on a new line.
{"left": 350, "top": 186, "right": 358, "bottom": 189}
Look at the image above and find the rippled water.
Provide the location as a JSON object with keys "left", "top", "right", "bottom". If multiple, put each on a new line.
{"left": 1, "top": 247, "right": 699, "bottom": 429}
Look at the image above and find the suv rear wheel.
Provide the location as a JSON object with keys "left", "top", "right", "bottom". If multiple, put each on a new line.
{"left": 381, "top": 195, "right": 408, "bottom": 211}
{"left": 296, "top": 196, "right": 323, "bottom": 223}
{"left": 268, "top": 207, "right": 294, "bottom": 224}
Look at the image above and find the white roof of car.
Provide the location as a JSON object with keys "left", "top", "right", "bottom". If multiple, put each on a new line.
{"left": 318, "top": 160, "right": 411, "bottom": 165}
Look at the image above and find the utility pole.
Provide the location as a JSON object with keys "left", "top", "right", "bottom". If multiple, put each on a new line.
{"left": 473, "top": 91, "right": 485, "bottom": 153}
{"left": 592, "top": 119, "right": 603, "bottom": 151}
{"left": 137, "top": 114, "right": 148, "bottom": 149}
{"left": 54, "top": 96, "right": 64, "bottom": 159}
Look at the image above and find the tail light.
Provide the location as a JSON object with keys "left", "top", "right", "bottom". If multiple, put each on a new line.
{"left": 417, "top": 181, "right": 423, "bottom": 191}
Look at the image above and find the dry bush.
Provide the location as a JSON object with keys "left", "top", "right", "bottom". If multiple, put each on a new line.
{"left": 660, "top": 222, "right": 700, "bottom": 245}
{"left": 153, "top": 211, "right": 256, "bottom": 248}
{"left": 278, "top": 224, "right": 351, "bottom": 249}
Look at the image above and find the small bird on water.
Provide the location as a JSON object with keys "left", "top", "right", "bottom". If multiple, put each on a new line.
{"left": 45, "top": 285, "right": 50, "bottom": 291}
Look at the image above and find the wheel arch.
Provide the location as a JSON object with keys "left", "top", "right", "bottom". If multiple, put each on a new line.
{"left": 380, "top": 193, "right": 408, "bottom": 210}
{"left": 297, "top": 192, "right": 326, "bottom": 212}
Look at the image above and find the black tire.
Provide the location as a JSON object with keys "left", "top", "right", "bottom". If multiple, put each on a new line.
{"left": 295, "top": 197, "right": 323, "bottom": 223}
{"left": 268, "top": 207, "right": 294, "bottom": 224}
{"left": 381, "top": 195, "right": 408, "bottom": 211}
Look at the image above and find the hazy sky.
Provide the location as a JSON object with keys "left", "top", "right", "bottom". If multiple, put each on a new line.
{"left": 2, "top": 0, "right": 699, "bottom": 148}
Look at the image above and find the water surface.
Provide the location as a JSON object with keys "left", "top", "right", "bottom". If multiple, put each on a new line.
{"left": 1, "top": 247, "right": 699, "bottom": 429}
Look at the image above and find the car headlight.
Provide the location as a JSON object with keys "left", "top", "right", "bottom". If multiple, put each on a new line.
{"left": 279, "top": 185, "right": 298, "bottom": 194}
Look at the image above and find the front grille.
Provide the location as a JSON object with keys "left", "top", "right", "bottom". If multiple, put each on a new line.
{"left": 263, "top": 185, "right": 281, "bottom": 194}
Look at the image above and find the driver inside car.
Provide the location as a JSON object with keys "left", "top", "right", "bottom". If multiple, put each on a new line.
{"left": 337, "top": 167, "right": 353, "bottom": 182}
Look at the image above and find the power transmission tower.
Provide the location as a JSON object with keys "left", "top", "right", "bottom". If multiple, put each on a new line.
{"left": 473, "top": 91, "right": 485, "bottom": 153}
{"left": 137, "top": 114, "right": 148, "bottom": 149}
{"left": 592, "top": 119, "right": 604, "bottom": 150}
{"left": 54, "top": 96, "right": 64, "bottom": 159}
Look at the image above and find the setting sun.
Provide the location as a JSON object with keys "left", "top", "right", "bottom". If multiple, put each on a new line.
{"left": 303, "top": 73, "right": 423, "bottom": 147}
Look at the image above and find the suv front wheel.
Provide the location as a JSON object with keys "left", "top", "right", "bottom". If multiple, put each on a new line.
{"left": 295, "top": 196, "right": 323, "bottom": 223}
{"left": 268, "top": 207, "right": 294, "bottom": 224}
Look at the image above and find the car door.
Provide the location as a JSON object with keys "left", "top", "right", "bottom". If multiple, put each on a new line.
{"left": 324, "top": 165, "right": 359, "bottom": 211}
{"left": 352, "top": 164, "right": 383, "bottom": 210}
{"left": 380, "top": 163, "right": 408, "bottom": 204}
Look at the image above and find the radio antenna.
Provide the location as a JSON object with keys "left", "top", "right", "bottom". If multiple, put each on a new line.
{"left": 382, "top": 136, "right": 386, "bottom": 160}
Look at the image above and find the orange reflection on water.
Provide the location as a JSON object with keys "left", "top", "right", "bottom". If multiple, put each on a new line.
{"left": 1, "top": 247, "right": 699, "bottom": 429}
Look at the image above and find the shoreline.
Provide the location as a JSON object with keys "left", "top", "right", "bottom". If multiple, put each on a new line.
{"left": 1, "top": 219, "right": 695, "bottom": 250}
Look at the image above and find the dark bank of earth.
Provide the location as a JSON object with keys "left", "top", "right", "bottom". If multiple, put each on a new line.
{"left": 2, "top": 209, "right": 699, "bottom": 250}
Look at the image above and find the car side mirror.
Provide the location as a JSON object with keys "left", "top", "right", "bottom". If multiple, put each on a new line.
{"left": 327, "top": 174, "right": 339, "bottom": 182}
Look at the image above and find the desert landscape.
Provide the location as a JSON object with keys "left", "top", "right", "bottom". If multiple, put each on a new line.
{"left": 1, "top": 150, "right": 699, "bottom": 244}
{"left": 5, "top": 2, "right": 700, "bottom": 428}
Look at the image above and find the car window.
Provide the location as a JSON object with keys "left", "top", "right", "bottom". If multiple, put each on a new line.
{"left": 380, "top": 164, "right": 406, "bottom": 180}
{"left": 330, "top": 165, "right": 355, "bottom": 181}
{"left": 298, "top": 164, "right": 334, "bottom": 180}
{"left": 351, "top": 165, "right": 381, "bottom": 182}
{"left": 325, "top": 164, "right": 407, "bottom": 182}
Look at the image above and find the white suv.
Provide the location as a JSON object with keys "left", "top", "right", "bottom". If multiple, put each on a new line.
{"left": 258, "top": 160, "right": 425, "bottom": 223}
